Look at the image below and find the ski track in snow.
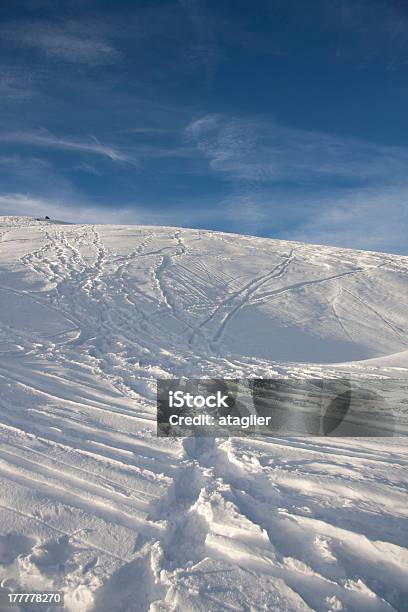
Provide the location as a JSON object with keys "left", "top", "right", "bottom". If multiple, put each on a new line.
{"left": 0, "top": 216, "right": 407, "bottom": 611}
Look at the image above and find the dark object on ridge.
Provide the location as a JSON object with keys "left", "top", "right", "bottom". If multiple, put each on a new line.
{"left": 45, "top": 215, "right": 50, "bottom": 220}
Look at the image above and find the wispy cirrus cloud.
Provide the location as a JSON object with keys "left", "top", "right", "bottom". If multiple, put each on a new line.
{"left": 186, "top": 113, "right": 408, "bottom": 184}
{"left": 0, "top": 130, "right": 132, "bottom": 163}
{"left": 4, "top": 20, "right": 121, "bottom": 66}
{"left": 186, "top": 113, "right": 408, "bottom": 253}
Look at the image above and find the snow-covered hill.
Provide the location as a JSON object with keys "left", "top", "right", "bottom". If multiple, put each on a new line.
{"left": 0, "top": 216, "right": 407, "bottom": 611}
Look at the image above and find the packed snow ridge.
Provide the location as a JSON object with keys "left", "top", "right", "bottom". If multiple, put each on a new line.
{"left": 0, "top": 215, "right": 407, "bottom": 611}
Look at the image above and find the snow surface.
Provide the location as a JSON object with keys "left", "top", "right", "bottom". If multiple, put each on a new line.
{"left": 0, "top": 216, "right": 407, "bottom": 611}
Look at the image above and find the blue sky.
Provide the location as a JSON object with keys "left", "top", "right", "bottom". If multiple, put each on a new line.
{"left": 0, "top": 0, "right": 407, "bottom": 253}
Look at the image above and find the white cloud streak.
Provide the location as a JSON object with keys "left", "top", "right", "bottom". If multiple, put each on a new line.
{"left": 0, "top": 130, "right": 132, "bottom": 163}
{"left": 6, "top": 20, "right": 121, "bottom": 66}
{"left": 186, "top": 113, "right": 408, "bottom": 183}
{"left": 186, "top": 113, "right": 408, "bottom": 254}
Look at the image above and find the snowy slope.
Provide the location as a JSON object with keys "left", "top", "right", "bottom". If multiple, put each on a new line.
{"left": 0, "top": 216, "right": 407, "bottom": 612}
